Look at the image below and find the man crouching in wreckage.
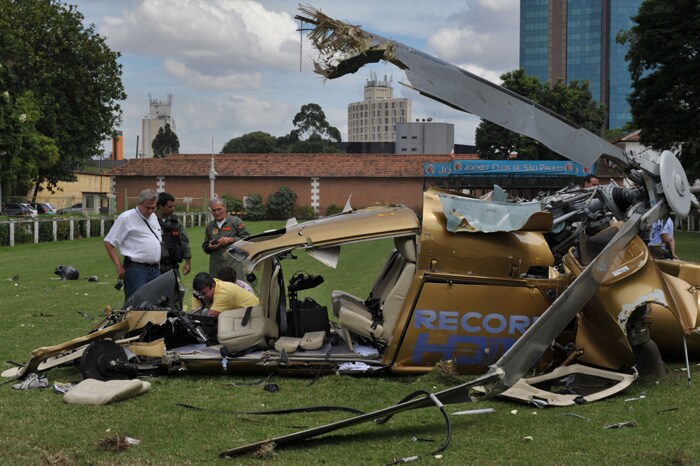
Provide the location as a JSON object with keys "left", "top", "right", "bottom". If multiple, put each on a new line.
{"left": 191, "top": 271, "right": 259, "bottom": 318}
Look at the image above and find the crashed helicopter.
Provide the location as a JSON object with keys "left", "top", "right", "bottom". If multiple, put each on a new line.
{"left": 4, "top": 4, "right": 700, "bottom": 456}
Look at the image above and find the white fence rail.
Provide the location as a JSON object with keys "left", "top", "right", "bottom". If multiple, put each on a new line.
{"left": 0, "top": 212, "right": 209, "bottom": 247}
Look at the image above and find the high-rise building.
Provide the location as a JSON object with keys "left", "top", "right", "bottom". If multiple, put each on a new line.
{"left": 519, "top": 0, "right": 643, "bottom": 130}
{"left": 141, "top": 94, "right": 176, "bottom": 158}
{"left": 347, "top": 73, "right": 412, "bottom": 143}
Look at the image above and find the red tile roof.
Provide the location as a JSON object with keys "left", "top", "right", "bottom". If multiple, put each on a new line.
{"left": 106, "top": 153, "right": 477, "bottom": 178}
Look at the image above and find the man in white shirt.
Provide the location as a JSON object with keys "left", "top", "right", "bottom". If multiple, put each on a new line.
{"left": 104, "top": 189, "right": 162, "bottom": 299}
{"left": 648, "top": 217, "right": 677, "bottom": 260}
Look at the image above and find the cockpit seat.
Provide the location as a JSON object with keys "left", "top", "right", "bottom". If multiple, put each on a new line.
{"left": 332, "top": 236, "right": 417, "bottom": 343}
{"left": 218, "top": 261, "right": 282, "bottom": 353}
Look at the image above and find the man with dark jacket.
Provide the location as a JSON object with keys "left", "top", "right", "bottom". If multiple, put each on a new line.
{"left": 156, "top": 192, "right": 191, "bottom": 276}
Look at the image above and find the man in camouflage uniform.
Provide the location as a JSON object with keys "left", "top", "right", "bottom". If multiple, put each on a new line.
{"left": 156, "top": 192, "right": 191, "bottom": 276}
{"left": 202, "top": 197, "right": 250, "bottom": 279}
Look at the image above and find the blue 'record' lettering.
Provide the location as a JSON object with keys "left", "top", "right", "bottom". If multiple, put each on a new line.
{"left": 482, "top": 313, "right": 507, "bottom": 334}
{"left": 461, "top": 312, "right": 482, "bottom": 332}
{"left": 509, "top": 314, "right": 531, "bottom": 335}
{"left": 438, "top": 311, "right": 459, "bottom": 331}
{"left": 413, "top": 309, "right": 436, "bottom": 329}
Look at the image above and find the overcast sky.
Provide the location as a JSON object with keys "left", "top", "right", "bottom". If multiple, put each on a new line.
{"left": 73, "top": 0, "right": 520, "bottom": 157}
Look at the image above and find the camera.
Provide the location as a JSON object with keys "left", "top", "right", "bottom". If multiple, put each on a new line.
{"left": 114, "top": 279, "right": 124, "bottom": 291}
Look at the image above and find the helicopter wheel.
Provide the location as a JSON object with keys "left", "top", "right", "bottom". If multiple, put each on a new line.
{"left": 80, "top": 340, "right": 133, "bottom": 381}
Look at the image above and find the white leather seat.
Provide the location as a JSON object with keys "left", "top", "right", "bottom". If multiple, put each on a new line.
{"left": 334, "top": 236, "right": 417, "bottom": 343}
{"left": 218, "top": 260, "right": 283, "bottom": 352}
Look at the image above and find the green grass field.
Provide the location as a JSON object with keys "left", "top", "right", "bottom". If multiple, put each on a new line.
{"left": 1, "top": 227, "right": 700, "bottom": 465}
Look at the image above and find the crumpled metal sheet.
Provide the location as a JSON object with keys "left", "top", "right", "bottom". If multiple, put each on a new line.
{"left": 438, "top": 192, "right": 544, "bottom": 233}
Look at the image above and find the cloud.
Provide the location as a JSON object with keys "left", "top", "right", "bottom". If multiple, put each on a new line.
{"left": 102, "top": 0, "right": 300, "bottom": 77}
{"left": 163, "top": 58, "right": 261, "bottom": 90}
{"left": 80, "top": 0, "right": 521, "bottom": 153}
{"left": 426, "top": 0, "right": 519, "bottom": 74}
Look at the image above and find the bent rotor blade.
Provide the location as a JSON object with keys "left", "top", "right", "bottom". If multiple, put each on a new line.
{"left": 220, "top": 372, "right": 500, "bottom": 458}
{"left": 296, "top": 6, "right": 627, "bottom": 169}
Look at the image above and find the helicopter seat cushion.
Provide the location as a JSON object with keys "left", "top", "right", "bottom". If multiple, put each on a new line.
{"left": 331, "top": 251, "right": 404, "bottom": 318}
{"left": 336, "top": 236, "right": 417, "bottom": 342}
{"left": 300, "top": 331, "right": 326, "bottom": 350}
{"left": 337, "top": 306, "right": 384, "bottom": 340}
{"left": 274, "top": 336, "right": 301, "bottom": 353}
{"left": 262, "top": 264, "right": 282, "bottom": 339}
{"left": 218, "top": 305, "right": 267, "bottom": 353}
{"left": 331, "top": 235, "right": 416, "bottom": 318}
{"left": 377, "top": 262, "right": 415, "bottom": 342}
{"left": 63, "top": 378, "right": 151, "bottom": 406}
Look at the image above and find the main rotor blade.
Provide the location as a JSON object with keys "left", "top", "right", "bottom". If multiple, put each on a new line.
{"left": 220, "top": 372, "right": 500, "bottom": 458}
{"left": 297, "top": 7, "right": 628, "bottom": 169}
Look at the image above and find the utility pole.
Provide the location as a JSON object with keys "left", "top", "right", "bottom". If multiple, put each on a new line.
{"left": 209, "top": 153, "right": 217, "bottom": 203}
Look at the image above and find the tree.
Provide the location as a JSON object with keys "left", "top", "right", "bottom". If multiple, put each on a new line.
{"left": 266, "top": 186, "right": 297, "bottom": 220}
{"left": 0, "top": 87, "right": 60, "bottom": 204}
{"left": 243, "top": 193, "right": 265, "bottom": 221}
{"left": 221, "top": 131, "right": 277, "bottom": 153}
{"left": 288, "top": 133, "right": 339, "bottom": 153}
{"left": 618, "top": 0, "right": 700, "bottom": 178}
{"left": 220, "top": 103, "right": 343, "bottom": 154}
{"left": 152, "top": 124, "right": 180, "bottom": 157}
{"left": 0, "top": 0, "right": 125, "bottom": 200}
{"left": 292, "top": 103, "right": 341, "bottom": 143}
{"left": 475, "top": 69, "right": 607, "bottom": 160}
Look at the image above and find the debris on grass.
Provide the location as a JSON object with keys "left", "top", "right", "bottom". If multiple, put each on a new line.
{"left": 603, "top": 420, "right": 637, "bottom": 429}
{"left": 670, "top": 447, "right": 693, "bottom": 466}
{"left": 657, "top": 407, "right": 679, "bottom": 414}
{"left": 263, "top": 382, "right": 279, "bottom": 393}
{"left": 52, "top": 382, "right": 75, "bottom": 395}
{"left": 13, "top": 373, "right": 48, "bottom": 390}
{"left": 562, "top": 413, "right": 591, "bottom": 421}
{"left": 432, "top": 359, "right": 462, "bottom": 385}
{"left": 96, "top": 435, "right": 140, "bottom": 452}
{"left": 250, "top": 441, "right": 276, "bottom": 458}
{"left": 452, "top": 408, "right": 495, "bottom": 416}
{"left": 54, "top": 265, "right": 79, "bottom": 280}
{"left": 40, "top": 449, "right": 70, "bottom": 466}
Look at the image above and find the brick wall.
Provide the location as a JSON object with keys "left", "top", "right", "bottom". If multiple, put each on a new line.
{"left": 112, "top": 175, "right": 426, "bottom": 214}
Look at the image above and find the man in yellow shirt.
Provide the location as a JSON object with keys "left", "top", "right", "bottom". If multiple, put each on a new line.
{"left": 192, "top": 272, "right": 259, "bottom": 317}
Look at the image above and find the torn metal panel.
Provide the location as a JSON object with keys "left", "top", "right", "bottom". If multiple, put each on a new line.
{"left": 617, "top": 289, "right": 668, "bottom": 327}
{"left": 487, "top": 364, "right": 637, "bottom": 407}
{"left": 473, "top": 208, "right": 645, "bottom": 398}
{"left": 438, "top": 192, "right": 546, "bottom": 233}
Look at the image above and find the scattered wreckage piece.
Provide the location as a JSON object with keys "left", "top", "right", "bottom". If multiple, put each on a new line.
{"left": 54, "top": 265, "right": 79, "bottom": 280}
{"left": 63, "top": 378, "right": 151, "bottom": 405}
{"left": 476, "top": 364, "right": 638, "bottom": 407}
